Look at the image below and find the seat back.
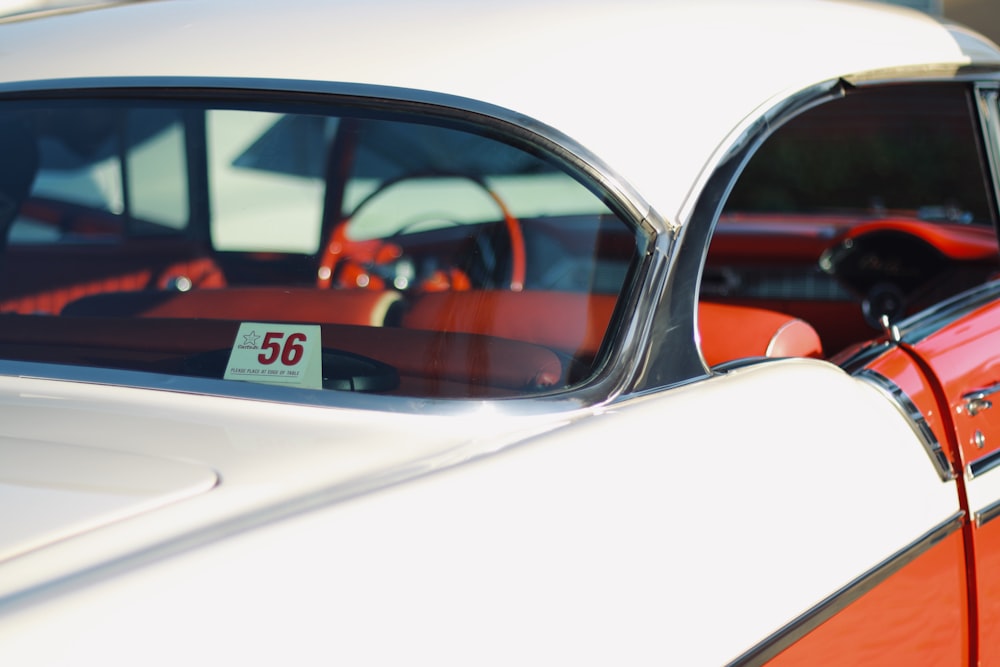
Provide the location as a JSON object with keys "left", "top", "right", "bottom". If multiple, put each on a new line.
{"left": 402, "top": 290, "right": 618, "bottom": 360}
{"left": 698, "top": 301, "right": 823, "bottom": 366}
{"left": 403, "top": 290, "right": 823, "bottom": 365}
{"left": 66, "top": 287, "right": 822, "bottom": 367}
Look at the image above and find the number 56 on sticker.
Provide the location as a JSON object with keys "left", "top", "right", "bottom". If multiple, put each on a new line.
{"left": 225, "top": 322, "right": 322, "bottom": 389}
{"left": 258, "top": 331, "right": 306, "bottom": 366}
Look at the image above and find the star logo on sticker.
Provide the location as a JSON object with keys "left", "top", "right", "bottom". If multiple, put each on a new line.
{"left": 242, "top": 330, "right": 261, "bottom": 348}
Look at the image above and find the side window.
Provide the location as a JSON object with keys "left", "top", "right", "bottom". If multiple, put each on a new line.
{"left": 207, "top": 110, "right": 329, "bottom": 253}
{"left": 335, "top": 118, "right": 624, "bottom": 293}
{"left": 0, "top": 97, "right": 640, "bottom": 399}
{"left": 127, "top": 111, "right": 188, "bottom": 231}
{"left": 707, "top": 84, "right": 1000, "bottom": 354}
{"left": 11, "top": 108, "right": 190, "bottom": 243}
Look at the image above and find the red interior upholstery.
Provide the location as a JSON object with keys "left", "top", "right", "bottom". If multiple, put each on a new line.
{"left": 402, "top": 290, "right": 823, "bottom": 365}
{"left": 402, "top": 290, "right": 618, "bottom": 360}
{"left": 55, "top": 288, "right": 823, "bottom": 391}
{"left": 698, "top": 301, "right": 823, "bottom": 366}
{"left": 61, "top": 287, "right": 402, "bottom": 327}
{"left": 0, "top": 256, "right": 226, "bottom": 315}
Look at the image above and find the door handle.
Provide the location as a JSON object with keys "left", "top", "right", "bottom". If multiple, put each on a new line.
{"left": 962, "top": 383, "right": 1000, "bottom": 416}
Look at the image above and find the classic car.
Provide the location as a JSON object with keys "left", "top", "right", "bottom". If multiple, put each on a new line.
{"left": 1, "top": 0, "right": 1000, "bottom": 664}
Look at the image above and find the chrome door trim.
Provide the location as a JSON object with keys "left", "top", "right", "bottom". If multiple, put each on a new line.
{"left": 855, "top": 369, "right": 955, "bottom": 482}
{"left": 976, "top": 497, "right": 1000, "bottom": 527}
{"left": 728, "top": 512, "right": 965, "bottom": 666}
{"left": 969, "top": 448, "right": 1000, "bottom": 480}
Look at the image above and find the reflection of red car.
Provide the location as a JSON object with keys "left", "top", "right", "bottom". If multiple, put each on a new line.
{"left": 7, "top": 1, "right": 1000, "bottom": 665}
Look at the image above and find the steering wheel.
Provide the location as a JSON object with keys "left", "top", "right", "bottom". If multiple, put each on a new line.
{"left": 820, "top": 227, "right": 958, "bottom": 328}
{"left": 317, "top": 173, "right": 526, "bottom": 291}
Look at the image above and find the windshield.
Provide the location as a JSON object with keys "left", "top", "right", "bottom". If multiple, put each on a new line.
{"left": 0, "top": 95, "right": 638, "bottom": 399}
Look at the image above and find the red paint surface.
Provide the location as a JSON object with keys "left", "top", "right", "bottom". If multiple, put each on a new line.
{"left": 768, "top": 531, "right": 968, "bottom": 665}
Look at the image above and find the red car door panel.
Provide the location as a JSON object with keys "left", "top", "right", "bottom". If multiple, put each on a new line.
{"left": 767, "top": 528, "right": 968, "bottom": 665}
{"left": 855, "top": 291, "right": 1000, "bottom": 663}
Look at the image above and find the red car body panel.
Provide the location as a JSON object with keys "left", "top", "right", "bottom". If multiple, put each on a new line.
{"left": 843, "top": 293, "right": 1000, "bottom": 664}
{"left": 972, "top": 520, "right": 1000, "bottom": 664}
{"left": 770, "top": 530, "right": 968, "bottom": 665}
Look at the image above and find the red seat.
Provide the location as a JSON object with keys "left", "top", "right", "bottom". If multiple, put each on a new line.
{"left": 402, "top": 290, "right": 618, "bottom": 360}
{"left": 403, "top": 290, "right": 823, "bottom": 365}
{"left": 698, "top": 301, "right": 823, "bottom": 366}
{"left": 63, "top": 287, "right": 822, "bottom": 379}
{"left": 0, "top": 255, "right": 226, "bottom": 315}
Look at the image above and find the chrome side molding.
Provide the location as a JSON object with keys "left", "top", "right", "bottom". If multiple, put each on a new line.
{"left": 728, "top": 512, "right": 965, "bottom": 666}
{"left": 855, "top": 369, "right": 955, "bottom": 482}
{"left": 968, "top": 448, "right": 1000, "bottom": 480}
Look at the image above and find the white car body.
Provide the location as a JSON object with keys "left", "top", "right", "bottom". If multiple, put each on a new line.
{"left": 0, "top": 0, "right": 996, "bottom": 664}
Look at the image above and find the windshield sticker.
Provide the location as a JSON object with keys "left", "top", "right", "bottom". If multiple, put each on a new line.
{"left": 224, "top": 323, "right": 322, "bottom": 390}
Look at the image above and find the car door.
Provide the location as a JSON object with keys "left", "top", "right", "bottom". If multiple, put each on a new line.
{"left": 862, "top": 288, "right": 1000, "bottom": 666}
{"left": 708, "top": 78, "right": 1000, "bottom": 663}
{"left": 921, "top": 298, "right": 1000, "bottom": 667}
{"left": 834, "top": 82, "right": 1000, "bottom": 665}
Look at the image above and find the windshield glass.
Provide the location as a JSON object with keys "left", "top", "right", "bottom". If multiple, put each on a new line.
{"left": 0, "top": 96, "right": 638, "bottom": 399}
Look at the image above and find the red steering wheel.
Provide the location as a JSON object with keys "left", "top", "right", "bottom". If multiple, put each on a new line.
{"left": 317, "top": 174, "right": 526, "bottom": 292}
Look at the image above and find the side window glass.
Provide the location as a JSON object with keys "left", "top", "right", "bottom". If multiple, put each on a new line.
{"left": 11, "top": 107, "right": 190, "bottom": 243}
{"left": 707, "top": 84, "right": 999, "bottom": 354}
{"left": 0, "top": 98, "right": 640, "bottom": 399}
{"left": 335, "top": 118, "right": 625, "bottom": 293}
{"left": 127, "top": 111, "right": 188, "bottom": 232}
{"left": 207, "top": 110, "right": 329, "bottom": 253}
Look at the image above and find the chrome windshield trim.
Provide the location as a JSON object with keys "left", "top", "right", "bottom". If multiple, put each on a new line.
{"left": 855, "top": 369, "right": 955, "bottom": 482}
{"left": 728, "top": 512, "right": 965, "bottom": 666}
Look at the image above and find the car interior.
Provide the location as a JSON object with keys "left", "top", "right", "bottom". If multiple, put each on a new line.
{"left": 705, "top": 83, "right": 1000, "bottom": 354}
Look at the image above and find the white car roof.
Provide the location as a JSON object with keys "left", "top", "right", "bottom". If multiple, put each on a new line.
{"left": 0, "top": 0, "right": 997, "bottom": 223}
